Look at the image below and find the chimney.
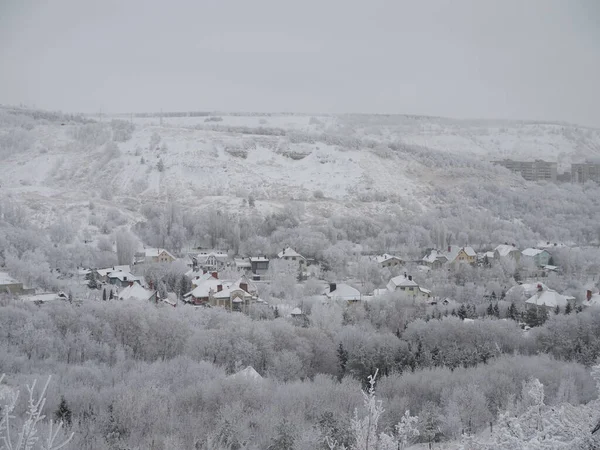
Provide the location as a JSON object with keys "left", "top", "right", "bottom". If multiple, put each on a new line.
{"left": 408, "top": 275, "right": 413, "bottom": 281}
{"left": 404, "top": 272, "right": 407, "bottom": 278}
{"left": 587, "top": 290, "right": 593, "bottom": 301}
{"left": 240, "top": 282, "right": 248, "bottom": 292}
{"left": 211, "top": 272, "right": 218, "bottom": 279}
{"left": 129, "top": 281, "right": 134, "bottom": 287}
{"left": 217, "top": 284, "right": 223, "bottom": 292}
{"left": 448, "top": 245, "right": 451, "bottom": 253}
{"left": 329, "top": 283, "right": 337, "bottom": 293}
{"left": 537, "top": 284, "right": 543, "bottom": 292}
{"left": 195, "top": 276, "right": 199, "bottom": 280}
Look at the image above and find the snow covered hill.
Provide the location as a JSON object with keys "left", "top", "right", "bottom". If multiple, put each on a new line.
{"left": 2, "top": 107, "right": 600, "bottom": 229}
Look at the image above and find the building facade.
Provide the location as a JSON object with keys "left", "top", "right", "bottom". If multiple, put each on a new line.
{"left": 492, "top": 159, "right": 557, "bottom": 182}
{"left": 571, "top": 163, "right": 600, "bottom": 184}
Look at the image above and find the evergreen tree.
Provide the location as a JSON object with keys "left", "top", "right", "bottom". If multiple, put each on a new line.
{"left": 274, "top": 306, "right": 280, "bottom": 318}
{"left": 548, "top": 256, "right": 555, "bottom": 266}
{"left": 565, "top": 302, "right": 573, "bottom": 315}
{"left": 451, "top": 308, "right": 457, "bottom": 317}
{"left": 419, "top": 401, "right": 443, "bottom": 449}
{"left": 554, "top": 305, "right": 561, "bottom": 315}
{"left": 109, "top": 289, "right": 114, "bottom": 300}
{"left": 525, "top": 307, "right": 539, "bottom": 328}
{"left": 457, "top": 304, "right": 467, "bottom": 320}
{"left": 501, "top": 290, "right": 506, "bottom": 300}
{"left": 87, "top": 271, "right": 99, "bottom": 289}
{"left": 337, "top": 343, "right": 348, "bottom": 379}
{"left": 487, "top": 303, "right": 494, "bottom": 316}
{"left": 491, "top": 291, "right": 497, "bottom": 300}
{"left": 537, "top": 306, "right": 548, "bottom": 325}
{"left": 508, "top": 302, "right": 517, "bottom": 320}
{"left": 493, "top": 303, "right": 500, "bottom": 318}
{"left": 576, "top": 305, "right": 583, "bottom": 313}
{"left": 54, "top": 396, "right": 72, "bottom": 428}
{"left": 179, "top": 274, "right": 191, "bottom": 299}
{"left": 68, "top": 291, "right": 73, "bottom": 304}
{"left": 102, "top": 288, "right": 107, "bottom": 301}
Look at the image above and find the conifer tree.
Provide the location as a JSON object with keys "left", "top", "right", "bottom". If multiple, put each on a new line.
{"left": 493, "top": 303, "right": 500, "bottom": 318}
{"left": 337, "top": 343, "right": 348, "bottom": 379}
{"left": 54, "top": 396, "right": 72, "bottom": 428}
{"left": 565, "top": 302, "right": 572, "bottom": 315}
{"left": 487, "top": 303, "right": 494, "bottom": 316}
{"left": 457, "top": 304, "right": 467, "bottom": 320}
{"left": 109, "top": 289, "right": 114, "bottom": 300}
{"left": 102, "top": 288, "right": 107, "bottom": 301}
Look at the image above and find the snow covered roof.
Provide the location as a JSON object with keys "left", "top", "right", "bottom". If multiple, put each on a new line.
{"left": 187, "top": 278, "right": 223, "bottom": 298}
{"left": 419, "top": 287, "right": 432, "bottom": 295}
{"left": 213, "top": 276, "right": 257, "bottom": 299}
{"left": 444, "top": 245, "right": 476, "bottom": 262}
{"left": 196, "top": 251, "right": 229, "bottom": 263}
{"left": 227, "top": 366, "right": 263, "bottom": 381}
{"left": 249, "top": 256, "right": 269, "bottom": 262}
{"left": 495, "top": 244, "right": 519, "bottom": 256}
{"left": 375, "top": 253, "right": 403, "bottom": 264}
{"left": 191, "top": 272, "right": 216, "bottom": 286}
{"left": 21, "top": 292, "right": 67, "bottom": 303}
{"left": 144, "top": 248, "right": 176, "bottom": 259}
{"left": 422, "top": 250, "right": 442, "bottom": 263}
{"left": 96, "top": 265, "right": 131, "bottom": 277}
{"left": 290, "top": 307, "right": 303, "bottom": 316}
{"left": 526, "top": 289, "right": 575, "bottom": 308}
{"left": 278, "top": 247, "right": 305, "bottom": 259}
{"left": 522, "top": 248, "right": 546, "bottom": 257}
{"left": 235, "top": 258, "right": 252, "bottom": 268}
{"left": 506, "top": 282, "right": 549, "bottom": 299}
{"left": 0, "top": 272, "right": 19, "bottom": 285}
{"left": 387, "top": 274, "right": 418, "bottom": 288}
{"left": 107, "top": 271, "right": 141, "bottom": 282}
{"left": 324, "top": 283, "right": 361, "bottom": 301}
{"left": 484, "top": 251, "right": 495, "bottom": 259}
{"left": 118, "top": 284, "right": 156, "bottom": 302}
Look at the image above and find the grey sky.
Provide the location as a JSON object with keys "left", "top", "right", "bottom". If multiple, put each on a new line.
{"left": 1, "top": 0, "right": 599, "bottom": 126}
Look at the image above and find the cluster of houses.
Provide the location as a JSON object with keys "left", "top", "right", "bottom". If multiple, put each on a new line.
{"left": 1, "top": 240, "right": 596, "bottom": 317}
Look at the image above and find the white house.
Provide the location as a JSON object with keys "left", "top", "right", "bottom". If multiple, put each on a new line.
{"left": 386, "top": 274, "right": 432, "bottom": 300}
{"left": 374, "top": 254, "right": 404, "bottom": 268}
{"left": 278, "top": 247, "right": 306, "bottom": 265}
{"left": 324, "top": 283, "right": 361, "bottom": 302}
{"left": 526, "top": 285, "right": 575, "bottom": 310}
{"left": 118, "top": 284, "right": 157, "bottom": 303}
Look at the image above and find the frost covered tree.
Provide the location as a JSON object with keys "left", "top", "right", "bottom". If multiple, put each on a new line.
{"left": 0, "top": 374, "right": 74, "bottom": 450}
{"left": 326, "top": 370, "right": 419, "bottom": 450}
{"left": 115, "top": 231, "right": 137, "bottom": 265}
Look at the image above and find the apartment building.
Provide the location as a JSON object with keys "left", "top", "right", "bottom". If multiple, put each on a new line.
{"left": 492, "top": 159, "right": 557, "bottom": 182}
{"left": 571, "top": 163, "right": 600, "bottom": 184}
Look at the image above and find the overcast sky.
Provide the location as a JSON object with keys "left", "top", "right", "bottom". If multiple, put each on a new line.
{"left": 0, "top": 0, "right": 599, "bottom": 126}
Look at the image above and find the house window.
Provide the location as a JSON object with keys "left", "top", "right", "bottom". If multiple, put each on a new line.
{"left": 408, "top": 287, "right": 414, "bottom": 291}
{"left": 292, "top": 257, "right": 296, "bottom": 261}
{"left": 401, "top": 287, "right": 405, "bottom": 290}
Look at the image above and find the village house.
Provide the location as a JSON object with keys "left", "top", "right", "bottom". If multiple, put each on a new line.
{"left": 494, "top": 244, "right": 521, "bottom": 262}
{"left": 107, "top": 270, "right": 142, "bottom": 288}
{"left": 386, "top": 273, "right": 432, "bottom": 300}
{"left": 521, "top": 248, "right": 552, "bottom": 268}
{"left": 444, "top": 245, "right": 477, "bottom": 265}
{"left": 135, "top": 248, "right": 176, "bottom": 264}
{"left": 94, "top": 265, "right": 131, "bottom": 283}
{"left": 183, "top": 274, "right": 258, "bottom": 312}
{"left": 278, "top": 247, "right": 306, "bottom": 265}
{"left": 525, "top": 284, "right": 575, "bottom": 310}
{"left": 249, "top": 256, "right": 270, "bottom": 277}
{"left": 323, "top": 282, "right": 361, "bottom": 302}
{"left": 584, "top": 289, "right": 600, "bottom": 307}
{"left": 374, "top": 254, "right": 404, "bottom": 268}
{"left": 422, "top": 250, "right": 446, "bottom": 269}
{"left": 194, "top": 250, "right": 229, "bottom": 271}
{"left": 118, "top": 283, "right": 157, "bottom": 303}
{"left": 0, "top": 272, "right": 35, "bottom": 295}
{"left": 21, "top": 292, "right": 68, "bottom": 304}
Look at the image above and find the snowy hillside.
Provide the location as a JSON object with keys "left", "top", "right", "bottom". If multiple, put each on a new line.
{"left": 2, "top": 107, "right": 600, "bottom": 230}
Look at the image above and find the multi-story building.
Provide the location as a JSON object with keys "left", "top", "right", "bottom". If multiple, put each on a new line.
{"left": 492, "top": 159, "right": 557, "bottom": 182}
{"left": 571, "top": 163, "right": 600, "bottom": 184}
